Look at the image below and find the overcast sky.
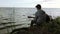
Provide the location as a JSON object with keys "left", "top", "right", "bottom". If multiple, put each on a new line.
{"left": 0, "top": 0, "right": 60, "bottom": 8}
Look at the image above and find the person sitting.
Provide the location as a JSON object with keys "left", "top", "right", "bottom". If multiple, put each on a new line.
{"left": 28, "top": 4, "right": 53, "bottom": 27}
{"left": 28, "top": 4, "right": 47, "bottom": 27}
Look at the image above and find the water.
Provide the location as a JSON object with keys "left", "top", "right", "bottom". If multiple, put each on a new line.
{"left": 0, "top": 8, "right": 60, "bottom": 34}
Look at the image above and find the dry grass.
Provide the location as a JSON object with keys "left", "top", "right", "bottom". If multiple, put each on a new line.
{"left": 11, "top": 17, "right": 60, "bottom": 34}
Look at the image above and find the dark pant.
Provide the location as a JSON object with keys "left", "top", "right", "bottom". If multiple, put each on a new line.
{"left": 30, "top": 20, "right": 43, "bottom": 27}
{"left": 30, "top": 20, "right": 36, "bottom": 26}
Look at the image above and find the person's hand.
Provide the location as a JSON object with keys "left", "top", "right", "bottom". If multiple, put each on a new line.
{"left": 28, "top": 16, "right": 32, "bottom": 18}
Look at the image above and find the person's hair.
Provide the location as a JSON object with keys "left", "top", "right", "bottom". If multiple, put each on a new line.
{"left": 35, "top": 4, "right": 41, "bottom": 9}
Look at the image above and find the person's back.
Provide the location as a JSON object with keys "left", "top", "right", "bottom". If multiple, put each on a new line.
{"left": 35, "top": 9, "right": 45, "bottom": 17}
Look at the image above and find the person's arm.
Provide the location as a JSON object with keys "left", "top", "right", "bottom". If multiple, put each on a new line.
{"left": 42, "top": 10, "right": 46, "bottom": 14}
{"left": 28, "top": 16, "right": 35, "bottom": 18}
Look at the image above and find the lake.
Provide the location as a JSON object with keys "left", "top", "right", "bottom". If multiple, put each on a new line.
{"left": 0, "top": 8, "right": 60, "bottom": 34}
